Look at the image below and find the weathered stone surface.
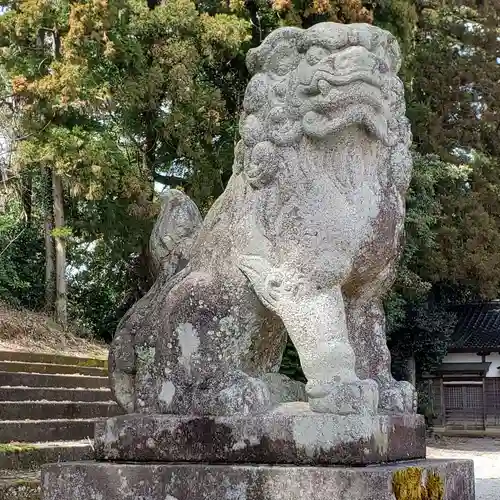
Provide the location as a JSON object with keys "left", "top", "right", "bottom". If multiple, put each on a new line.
{"left": 149, "top": 188, "right": 202, "bottom": 278}
{"left": 261, "top": 373, "right": 307, "bottom": 404}
{"left": 95, "top": 402, "right": 424, "bottom": 465}
{"left": 109, "top": 21, "right": 415, "bottom": 418}
{"left": 0, "top": 472, "right": 40, "bottom": 500}
{"left": 41, "top": 459, "right": 475, "bottom": 500}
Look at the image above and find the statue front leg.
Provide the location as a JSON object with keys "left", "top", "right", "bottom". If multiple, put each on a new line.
{"left": 239, "top": 256, "right": 378, "bottom": 415}
{"left": 345, "top": 294, "right": 417, "bottom": 414}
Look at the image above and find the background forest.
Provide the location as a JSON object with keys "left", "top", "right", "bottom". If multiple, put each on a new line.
{"left": 0, "top": 0, "right": 499, "bottom": 389}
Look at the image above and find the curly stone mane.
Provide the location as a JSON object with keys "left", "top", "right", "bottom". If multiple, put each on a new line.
{"left": 233, "top": 23, "right": 412, "bottom": 194}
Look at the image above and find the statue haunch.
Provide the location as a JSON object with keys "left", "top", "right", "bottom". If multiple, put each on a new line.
{"left": 109, "top": 22, "right": 416, "bottom": 417}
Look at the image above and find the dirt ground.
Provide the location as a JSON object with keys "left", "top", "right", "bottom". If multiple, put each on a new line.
{"left": 427, "top": 437, "right": 500, "bottom": 500}
{"left": 0, "top": 302, "right": 107, "bottom": 357}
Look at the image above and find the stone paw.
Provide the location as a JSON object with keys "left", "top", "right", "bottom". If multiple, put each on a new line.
{"left": 378, "top": 380, "right": 417, "bottom": 414}
{"left": 307, "top": 379, "right": 379, "bottom": 415}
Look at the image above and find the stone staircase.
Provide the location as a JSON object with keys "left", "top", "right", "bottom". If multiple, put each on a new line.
{"left": 0, "top": 350, "right": 117, "bottom": 499}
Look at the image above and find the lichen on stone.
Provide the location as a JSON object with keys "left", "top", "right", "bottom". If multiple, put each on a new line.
{"left": 74, "top": 357, "right": 108, "bottom": 368}
{"left": 425, "top": 471, "right": 444, "bottom": 500}
{"left": 135, "top": 345, "right": 156, "bottom": 366}
{"left": 0, "top": 443, "right": 37, "bottom": 453}
{"left": 392, "top": 467, "right": 444, "bottom": 500}
{"left": 392, "top": 467, "right": 423, "bottom": 500}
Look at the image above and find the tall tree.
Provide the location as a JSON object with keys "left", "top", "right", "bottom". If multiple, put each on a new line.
{"left": 0, "top": 0, "right": 252, "bottom": 325}
{"left": 387, "top": 0, "right": 500, "bottom": 387}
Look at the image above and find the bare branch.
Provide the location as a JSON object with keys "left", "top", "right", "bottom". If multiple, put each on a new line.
{"left": 0, "top": 225, "right": 26, "bottom": 259}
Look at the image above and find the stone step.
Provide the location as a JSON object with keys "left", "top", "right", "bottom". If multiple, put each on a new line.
{"left": 0, "top": 361, "right": 106, "bottom": 376}
{"left": 0, "top": 441, "right": 93, "bottom": 471}
{"left": 0, "top": 387, "right": 113, "bottom": 402}
{"left": 0, "top": 350, "right": 107, "bottom": 369}
{"left": 0, "top": 401, "right": 120, "bottom": 420}
{"left": 0, "top": 470, "right": 39, "bottom": 500}
{"left": 0, "top": 419, "right": 98, "bottom": 443}
{"left": 0, "top": 371, "right": 109, "bottom": 389}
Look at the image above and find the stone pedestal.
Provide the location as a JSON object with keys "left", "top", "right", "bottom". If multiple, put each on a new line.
{"left": 40, "top": 404, "right": 475, "bottom": 500}
{"left": 94, "top": 403, "right": 426, "bottom": 465}
{"left": 41, "top": 459, "right": 475, "bottom": 500}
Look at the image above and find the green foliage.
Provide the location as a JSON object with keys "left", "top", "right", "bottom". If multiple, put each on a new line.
{"left": 280, "top": 337, "right": 306, "bottom": 383}
{"left": 68, "top": 239, "right": 135, "bottom": 341}
{"left": 405, "top": 2, "right": 500, "bottom": 306}
{"left": 51, "top": 226, "right": 72, "bottom": 238}
{"left": 386, "top": 154, "right": 472, "bottom": 377}
{"left": 374, "top": 0, "right": 417, "bottom": 65}
{"left": 0, "top": 198, "right": 45, "bottom": 310}
{"left": 383, "top": 0, "right": 500, "bottom": 380}
{"left": 0, "top": 0, "right": 253, "bottom": 335}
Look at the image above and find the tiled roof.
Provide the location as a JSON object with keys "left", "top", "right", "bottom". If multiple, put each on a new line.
{"left": 449, "top": 301, "right": 500, "bottom": 350}
{"left": 434, "top": 362, "right": 491, "bottom": 375}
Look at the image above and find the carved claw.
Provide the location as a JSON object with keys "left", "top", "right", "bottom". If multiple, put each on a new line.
{"left": 238, "top": 255, "right": 308, "bottom": 313}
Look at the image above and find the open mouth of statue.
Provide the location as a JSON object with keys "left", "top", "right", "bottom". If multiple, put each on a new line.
{"left": 297, "top": 69, "right": 392, "bottom": 145}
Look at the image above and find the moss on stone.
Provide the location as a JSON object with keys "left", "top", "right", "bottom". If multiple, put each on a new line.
{"left": 424, "top": 471, "right": 444, "bottom": 500}
{"left": 392, "top": 467, "right": 423, "bottom": 500}
{"left": 12, "top": 479, "right": 36, "bottom": 486}
{"left": 74, "top": 357, "right": 108, "bottom": 369}
{"left": 0, "top": 443, "right": 37, "bottom": 454}
{"left": 392, "top": 467, "right": 444, "bottom": 500}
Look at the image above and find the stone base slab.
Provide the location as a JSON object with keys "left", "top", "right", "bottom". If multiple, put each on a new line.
{"left": 41, "top": 459, "right": 475, "bottom": 500}
{"left": 95, "top": 402, "right": 425, "bottom": 465}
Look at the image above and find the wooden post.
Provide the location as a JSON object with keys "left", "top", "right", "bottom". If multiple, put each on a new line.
{"left": 483, "top": 376, "right": 487, "bottom": 431}
{"left": 440, "top": 377, "right": 445, "bottom": 427}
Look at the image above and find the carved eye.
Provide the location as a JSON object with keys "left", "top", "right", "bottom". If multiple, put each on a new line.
{"left": 378, "top": 60, "right": 389, "bottom": 74}
{"left": 268, "top": 276, "right": 282, "bottom": 289}
{"left": 268, "top": 44, "right": 300, "bottom": 76}
{"left": 306, "top": 45, "right": 330, "bottom": 66}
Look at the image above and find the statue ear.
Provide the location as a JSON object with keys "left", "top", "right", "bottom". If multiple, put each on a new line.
{"left": 244, "top": 141, "right": 280, "bottom": 189}
{"left": 246, "top": 48, "right": 261, "bottom": 76}
{"left": 371, "top": 30, "right": 402, "bottom": 75}
{"left": 387, "top": 118, "right": 412, "bottom": 193}
{"left": 246, "top": 27, "right": 304, "bottom": 76}
{"left": 232, "top": 140, "right": 245, "bottom": 175}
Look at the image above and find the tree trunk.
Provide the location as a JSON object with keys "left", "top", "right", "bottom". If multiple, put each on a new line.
{"left": 21, "top": 171, "right": 33, "bottom": 225}
{"left": 405, "top": 356, "right": 417, "bottom": 387}
{"left": 52, "top": 170, "right": 67, "bottom": 328}
{"left": 43, "top": 167, "right": 55, "bottom": 311}
{"left": 42, "top": 30, "right": 67, "bottom": 326}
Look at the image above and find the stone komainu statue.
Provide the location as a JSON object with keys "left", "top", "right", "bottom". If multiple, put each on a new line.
{"left": 110, "top": 22, "right": 416, "bottom": 417}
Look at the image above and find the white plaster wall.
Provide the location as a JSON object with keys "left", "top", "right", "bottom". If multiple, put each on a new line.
{"left": 443, "top": 352, "right": 500, "bottom": 377}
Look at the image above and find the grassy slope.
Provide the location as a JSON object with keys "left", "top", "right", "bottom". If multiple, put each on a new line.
{"left": 0, "top": 302, "right": 107, "bottom": 358}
